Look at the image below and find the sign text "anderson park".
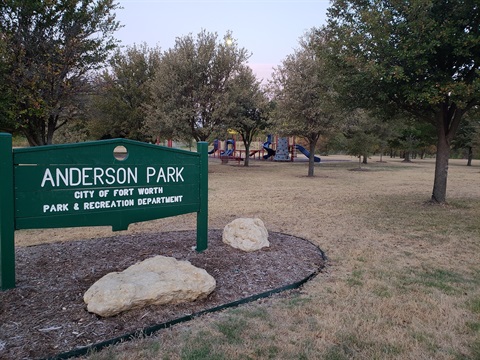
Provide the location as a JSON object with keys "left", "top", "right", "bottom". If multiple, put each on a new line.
{"left": 40, "top": 166, "right": 185, "bottom": 188}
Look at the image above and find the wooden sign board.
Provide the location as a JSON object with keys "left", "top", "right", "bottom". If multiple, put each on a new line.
{"left": 0, "top": 134, "right": 208, "bottom": 290}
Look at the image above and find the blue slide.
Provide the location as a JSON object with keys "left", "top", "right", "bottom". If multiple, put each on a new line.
{"left": 222, "top": 148, "right": 234, "bottom": 156}
{"left": 295, "top": 144, "right": 321, "bottom": 163}
{"left": 208, "top": 139, "right": 219, "bottom": 154}
{"left": 263, "top": 141, "right": 276, "bottom": 159}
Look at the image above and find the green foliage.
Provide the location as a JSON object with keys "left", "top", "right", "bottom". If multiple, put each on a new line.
{"left": 452, "top": 110, "right": 480, "bottom": 163}
{"left": 53, "top": 118, "right": 90, "bottom": 144}
{"left": 342, "top": 109, "right": 388, "bottom": 163}
{"left": 89, "top": 43, "right": 161, "bottom": 141}
{"left": 327, "top": 0, "right": 480, "bottom": 115}
{"left": 327, "top": 0, "right": 480, "bottom": 202}
{"left": 0, "top": 0, "right": 121, "bottom": 145}
{"left": 224, "top": 66, "right": 271, "bottom": 166}
{"left": 389, "top": 120, "right": 437, "bottom": 160}
{"left": 0, "top": 35, "right": 15, "bottom": 133}
{"left": 270, "top": 28, "right": 342, "bottom": 176}
{"left": 146, "top": 30, "right": 250, "bottom": 142}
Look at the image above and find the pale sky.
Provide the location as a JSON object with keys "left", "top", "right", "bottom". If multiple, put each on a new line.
{"left": 115, "top": 0, "right": 330, "bottom": 81}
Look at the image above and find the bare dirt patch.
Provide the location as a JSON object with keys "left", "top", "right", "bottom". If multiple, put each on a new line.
{"left": 0, "top": 229, "right": 325, "bottom": 360}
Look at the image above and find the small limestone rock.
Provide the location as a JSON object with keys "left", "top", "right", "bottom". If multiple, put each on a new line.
{"left": 223, "top": 218, "right": 269, "bottom": 252}
{"left": 84, "top": 255, "right": 216, "bottom": 317}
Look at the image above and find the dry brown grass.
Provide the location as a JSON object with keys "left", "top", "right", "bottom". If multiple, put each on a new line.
{"left": 16, "top": 155, "right": 480, "bottom": 359}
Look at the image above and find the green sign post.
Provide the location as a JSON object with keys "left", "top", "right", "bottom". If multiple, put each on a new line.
{"left": 0, "top": 134, "right": 209, "bottom": 290}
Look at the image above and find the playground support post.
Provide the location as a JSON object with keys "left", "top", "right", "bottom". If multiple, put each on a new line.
{"left": 196, "top": 142, "right": 208, "bottom": 252}
{"left": 0, "top": 133, "right": 15, "bottom": 290}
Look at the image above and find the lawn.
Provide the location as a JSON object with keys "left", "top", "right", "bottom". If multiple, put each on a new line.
{"left": 15, "top": 154, "right": 480, "bottom": 360}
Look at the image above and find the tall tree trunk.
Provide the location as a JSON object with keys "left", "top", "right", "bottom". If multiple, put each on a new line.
{"left": 431, "top": 132, "right": 450, "bottom": 203}
{"left": 47, "top": 115, "right": 56, "bottom": 145}
{"left": 22, "top": 118, "right": 45, "bottom": 146}
{"left": 244, "top": 142, "right": 250, "bottom": 167}
{"left": 241, "top": 133, "right": 252, "bottom": 167}
{"left": 467, "top": 146, "right": 473, "bottom": 166}
{"left": 431, "top": 105, "right": 462, "bottom": 203}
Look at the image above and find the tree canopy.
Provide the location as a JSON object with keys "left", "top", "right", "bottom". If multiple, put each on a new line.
{"left": 327, "top": 0, "right": 480, "bottom": 202}
{"left": 270, "top": 29, "right": 340, "bottom": 176}
{"left": 145, "top": 30, "right": 250, "bottom": 143}
{"left": 224, "top": 66, "right": 270, "bottom": 166}
{"left": 90, "top": 43, "right": 161, "bottom": 141}
{"left": 0, "top": 0, "right": 121, "bottom": 146}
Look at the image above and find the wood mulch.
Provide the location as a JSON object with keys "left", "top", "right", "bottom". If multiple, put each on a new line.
{"left": 0, "top": 229, "right": 325, "bottom": 359}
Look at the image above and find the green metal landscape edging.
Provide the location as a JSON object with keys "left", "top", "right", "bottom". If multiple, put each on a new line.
{"left": 41, "top": 241, "right": 326, "bottom": 360}
{"left": 0, "top": 134, "right": 208, "bottom": 290}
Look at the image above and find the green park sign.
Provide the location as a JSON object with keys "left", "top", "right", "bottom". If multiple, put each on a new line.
{"left": 0, "top": 134, "right": 209, "bottom": 290}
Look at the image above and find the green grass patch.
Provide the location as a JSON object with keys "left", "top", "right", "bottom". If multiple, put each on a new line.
{"left": 230, "top": 306, "right": 270, "bottom": 320}
{"left": 347, "top": 269, "right": 364, "bottom": 287}
{"left": 468, "top": 297, "right": 480, "bottom": 314}
{"left": 456, "top": 339, "right": 480, "bottom": 360}
{"left": 328, "top": 332, "right": 403, "bottom": 359}
{"left": 252, "top": 345, "right": 280, "bottom": 359}
{"left": 280, "top": 293, "right": 313, "bottom": 309}
{"left": 215, "top": 316, "right": 248, "bottom": 344}
{"left": 466, "top": 322, "right": 480, "bottom": 333}
{"left": 323, "top": 345, "right": 351, "bottom": 360}
{"left": 372, "top": 285, "right": 392, "bottom": 298}
{"left": 400, "top": 268, "right": 469, "bottom": 295}
{"left": 410, "top": 331, "right": 439, "bottom": 353}
{"left": 84, "top": 347, "right": 118, "bottom": 360}
{"left": 367, "top": 195, "right": 480, "bottom": 241}
{"left": 180, "top": 330, "right": 228, "bottom": 360}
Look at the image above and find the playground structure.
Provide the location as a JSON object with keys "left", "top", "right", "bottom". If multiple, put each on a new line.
{"left": 294, "top": 144, "right": 321, "bottom": 163}
{"left": 208, "top": 135, "right": 321, "bottom": 163}
{"left": 208, "top": 138, "right": 243, "bottom": 164}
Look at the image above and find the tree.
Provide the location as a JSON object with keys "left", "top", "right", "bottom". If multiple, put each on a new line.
{"left": 452, "top": 110, "right": 480, "bottom": 166}
{"left": 0, "top": 33, "right": 15, "bottom": 132}
{"left": 327, "top": 0, "right": 480, "bottom": 203}
{"left": 89, "top": 43, "right": 161, "bottom": 141}
{"left": 347, "top": 132, "right": 376, "bottom": 168}
{"left": 0, "top": 0, "right": 121, "bottom": 146}
{"left": 370, "top": 116, "right": 404, "bottom": 162}
{"left": 343, "top": 109, "right": 381, "bottom": 165}
{"left": 145, "top": 30, "right": 250, "bottom": 143}
{"left": 397, "top": 122, "right": 437, "bottom": 161}
{"left": 224, "top": 66, "right": 270, "bottom": 167}
{"left": 270, "top": 29, "right": 340, "bottom": 177}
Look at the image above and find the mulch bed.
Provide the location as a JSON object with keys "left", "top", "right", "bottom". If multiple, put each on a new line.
{"left": 0, "top": 229, "right": 326, "bottom": 359}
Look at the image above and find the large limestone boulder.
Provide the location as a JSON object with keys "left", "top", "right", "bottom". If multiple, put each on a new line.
{"left": 223, "top": 218, "right": 269, "bottom": 252}
{"left": 84, "top": 255, "right": 216, "bottom": 317}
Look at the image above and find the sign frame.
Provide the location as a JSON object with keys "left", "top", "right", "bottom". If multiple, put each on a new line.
{"left": 0, "top": 134, "right": 209, "bottom": 290}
